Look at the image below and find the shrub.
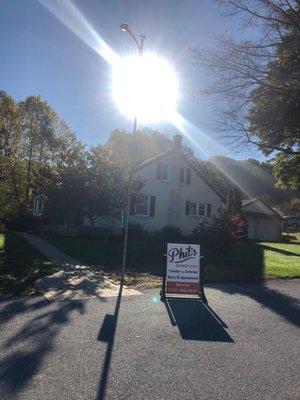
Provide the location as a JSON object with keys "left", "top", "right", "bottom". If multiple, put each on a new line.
{"left": 4, "top": 213, "right": 41, "bottom": 232}
{"left": 152, "top": 225, "right": 184, "bottom": 242}
{"left": 190, "top": 218, "right": 214, "bottom": 246}
{"left": 77, "top": 226, "right": 112, "bottom": 239}
{"left": 128, "top": 223, "right": 147, "bottom": 240}
{"left": 0, "top": 220, "right": 7, "bottom": 232}
{"left": 191, "top": 212, "right": 248, "bottom": 251}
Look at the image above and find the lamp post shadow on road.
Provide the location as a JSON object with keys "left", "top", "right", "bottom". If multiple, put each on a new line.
{"left": 95, "top": 23, "right": 145, "bottom": 400}
{"left": 96, "top": 279, "right": 124, "bottom": 400}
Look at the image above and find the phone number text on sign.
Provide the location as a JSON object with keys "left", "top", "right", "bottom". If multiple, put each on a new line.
{"left": 166, "top": 243, "right": 200, "bottom": 295}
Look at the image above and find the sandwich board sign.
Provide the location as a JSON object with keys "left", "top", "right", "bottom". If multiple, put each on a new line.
{"left": 160, "top": 243, "right": 206, "bottom": 302}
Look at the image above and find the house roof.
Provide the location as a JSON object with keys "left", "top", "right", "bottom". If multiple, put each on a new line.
{"left": 242, "top": 198, "right": 259, "bottom": 208}
{"left": 134, "top": 149, "right": 173, "bottom": 171}
{"left": 182, "top": 151, "right": 225, "bottom": 200}
{"left": 134, "top": 148, "right": 225, "bottom": 201}
{"left": 242, "top": 198, "right": 283, "bottom": 219}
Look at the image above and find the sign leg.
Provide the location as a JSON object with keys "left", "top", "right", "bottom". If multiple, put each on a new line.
{"left": 199, "top": 260, "right": 208, "bottom": 304}
{"left": 160, "top": 266, "right": 166, "bottom": 302}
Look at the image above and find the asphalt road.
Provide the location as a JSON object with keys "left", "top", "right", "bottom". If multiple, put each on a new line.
{"left": 0, "top": 279, "right": 299, "bottom": 400}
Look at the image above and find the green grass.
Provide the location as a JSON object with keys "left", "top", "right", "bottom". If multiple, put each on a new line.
{"left": 0, "top": 232, "right": 59, "bottom": 296}
{"left": 258, "top": 241, "right": 300, "bottom": 279}
{"left": 45, "top": 235, "right": 300, "bottom": 283}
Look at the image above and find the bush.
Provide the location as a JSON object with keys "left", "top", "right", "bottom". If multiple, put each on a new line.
{"left": 190, "top": 218, "right": 214, "bottom": 246}
{"left": 4, "top": 213, "right": 41, "bottom": 232}
{"left": 151, "top": 225, "right": 184, "bottom": 242}
{"left": 77, "top": 226, "right": 112, "bottom": 239}
{"left": 0, "top": 220, "right": 7, "bottom": 232}
{"left": 191, "top": 212, "right": 248, "bottom": 252}
{"left": 128, "top": 223, "right": 147, "bottom": 240}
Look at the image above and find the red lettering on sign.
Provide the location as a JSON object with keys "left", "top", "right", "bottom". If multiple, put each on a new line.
{"left": 166, "top": 282, "right": 199, "bottom": 295}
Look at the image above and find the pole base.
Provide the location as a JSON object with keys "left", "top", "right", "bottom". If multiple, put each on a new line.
{"left": 160, "top": 289, "right": 166, "bottom": 302}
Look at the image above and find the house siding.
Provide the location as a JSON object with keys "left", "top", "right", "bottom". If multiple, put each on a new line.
{"left": 246, "top": 215, "right": 282, "bottom": 241}
{"left": 131, "top": 153, "right": 224, "bottom": 235}
{"left": 243, "top": 199, "right": 282, "bottom": 241}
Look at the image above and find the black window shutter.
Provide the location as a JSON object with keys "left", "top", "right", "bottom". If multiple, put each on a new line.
{"left": 130, "top": 193, "right": 136, "bottom": 215}
{"left": 207, "top": 203, "right": 212, "bottom": 217}
{"left": 186, "top": 168, "right": 191, "bottom": 185}
{"left": 185, "top": 201, "right": 190, "bottom": 215}
{"left": 149, "top": 196, "right": 156, "bottom": 217}
{"left": 156, "top": 161, "right": 162, "bottom": 180}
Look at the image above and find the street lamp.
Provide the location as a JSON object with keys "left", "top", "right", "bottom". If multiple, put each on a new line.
{"left": 119, "top": 23, "right": 145, "bottom": 278}
{"left": 115, "top": 24, "right": 178, "bottom": 278}
{"left": 120, "top": 23, "right": 145, "bottom": 56}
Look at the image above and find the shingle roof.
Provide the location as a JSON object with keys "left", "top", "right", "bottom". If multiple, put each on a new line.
{"left": 182, "top": 151, "right": 225, "bottom": 201}
{"left": 242, "top": 198, "right": 283, "bottom": 219}
{"left": 133, "top": 149, "right": 173, "bottom": 171}
{"left": 242, "top": 198, "right": 259, "bottom": 207}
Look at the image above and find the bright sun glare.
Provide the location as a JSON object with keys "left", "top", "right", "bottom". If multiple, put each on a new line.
{"left": 112, "top": 54, "right": 178, "bottom": 122}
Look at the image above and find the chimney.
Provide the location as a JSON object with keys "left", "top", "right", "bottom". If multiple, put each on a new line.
{"left": 173, "top": 134, "right": 182, "bottom": 153}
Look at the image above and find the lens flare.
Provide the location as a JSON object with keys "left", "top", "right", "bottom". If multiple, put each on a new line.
{"left": 39, "top": 0, "right": 119, "bottom": 66}
{"left": 112, "top": 54, "right": 178, "bottom": 122}
{"left": 170, "top": 111, "right": 254, "bottom": 197}
{"left": 39, "top": 0, "right": 257, "bottom": 198}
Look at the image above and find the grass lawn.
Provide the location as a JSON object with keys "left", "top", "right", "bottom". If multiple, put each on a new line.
{"left": 45, "top": 235, "right": 300, "bottom": 287}
{"left": 0, "top": 232, "right": 59, "bottom": 296}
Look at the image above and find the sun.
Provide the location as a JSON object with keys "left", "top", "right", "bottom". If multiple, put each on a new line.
{"left": 112, "top": 53, "right": 178, "bottom": 123}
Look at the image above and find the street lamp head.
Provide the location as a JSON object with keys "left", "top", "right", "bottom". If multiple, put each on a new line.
{"left": 120, "top": 23, "right": 130, "bottom": 33}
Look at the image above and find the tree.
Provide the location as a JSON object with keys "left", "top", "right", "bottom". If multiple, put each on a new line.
{"left": 273, "top": 153, "right": 300, "bottom": 190}
{"left": 0, "top": 91, "right": 24, "bottom": 215}
{"left": 278, "top": 197, "right": 300, "bottom": 215}
{"left": 108, "top": 128, "right": 172, "bottom": 171}
{"left": 19, "top": 95, "right": 61, "bottom": 208}
{"left": 83, "top": 145, "right": 128, "bottom": 226}
{"left": 191, "top": 0, "right": 300, "bottom": 189}
{"left": 225, "top": 188, "right": 242, "bottom": 213}
{"left": 193, "top": 154, "right": 298, "bottom": 206}
{"left": 0, "top": 91, "right": 86, "bottom": 219}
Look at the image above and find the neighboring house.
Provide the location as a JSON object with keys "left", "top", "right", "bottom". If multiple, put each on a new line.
{"left": 242, "top": 198, "right": 283, "bottom": 241}
{"left": 130, "top": 134, "right": 224, "bottom": 236}
{"left": 284, "top": 213, "right": 300, "bottom": 231}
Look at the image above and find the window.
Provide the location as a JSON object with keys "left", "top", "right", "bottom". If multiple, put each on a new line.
{"left": 190, "top": 202, "right": 197, "bottom": 216}
{"left": 156, "top": 161, "right": 169, "bottom": 181}
{"left": 198, "top": 203, "right": 205, "bottom": 216}
{"left": 135, "top": 194, "right": 149, "bottom": 216}
{"left": 161, "top": 163, "right": 168, "bottom": 180}
{"left": 133, "top": 194, "right": 156, "bottom": 217}
{"left": 179, "top": 167, "right": 191, "bottom": 185}
{"left": 185, "top": 201, "right": 206, "bottom": 217}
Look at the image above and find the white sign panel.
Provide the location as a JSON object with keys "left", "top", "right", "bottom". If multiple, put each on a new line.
{"left": 166, "top": 243, "right": 200, "bottom": 295}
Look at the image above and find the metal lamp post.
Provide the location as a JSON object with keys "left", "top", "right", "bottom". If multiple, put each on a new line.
{"left": 120, "top": 23, "right": 145, "bottom": 277}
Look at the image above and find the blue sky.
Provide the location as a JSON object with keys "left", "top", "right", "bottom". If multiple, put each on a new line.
{"left": 0, "top": 0, "right": 263, "bottom": 160}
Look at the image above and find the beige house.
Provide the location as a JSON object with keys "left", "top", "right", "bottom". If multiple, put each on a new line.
{"left": 241, "top": 198, "right": 282, "bottom": 241}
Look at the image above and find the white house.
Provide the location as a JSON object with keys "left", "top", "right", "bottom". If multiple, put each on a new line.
{"left": 130, "top": 134, "right": 224, "bottom": 236}
{"left": 129, "top": 135, "right": 282, "bottom": 241}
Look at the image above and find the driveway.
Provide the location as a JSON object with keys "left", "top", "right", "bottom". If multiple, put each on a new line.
{"left": 0, "top": 279, "right": 299, "bottom": 400}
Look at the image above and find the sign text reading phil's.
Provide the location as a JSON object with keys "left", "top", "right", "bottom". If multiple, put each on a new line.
{"left": 166, "top": 243, "right": 200, "bottom": 295}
